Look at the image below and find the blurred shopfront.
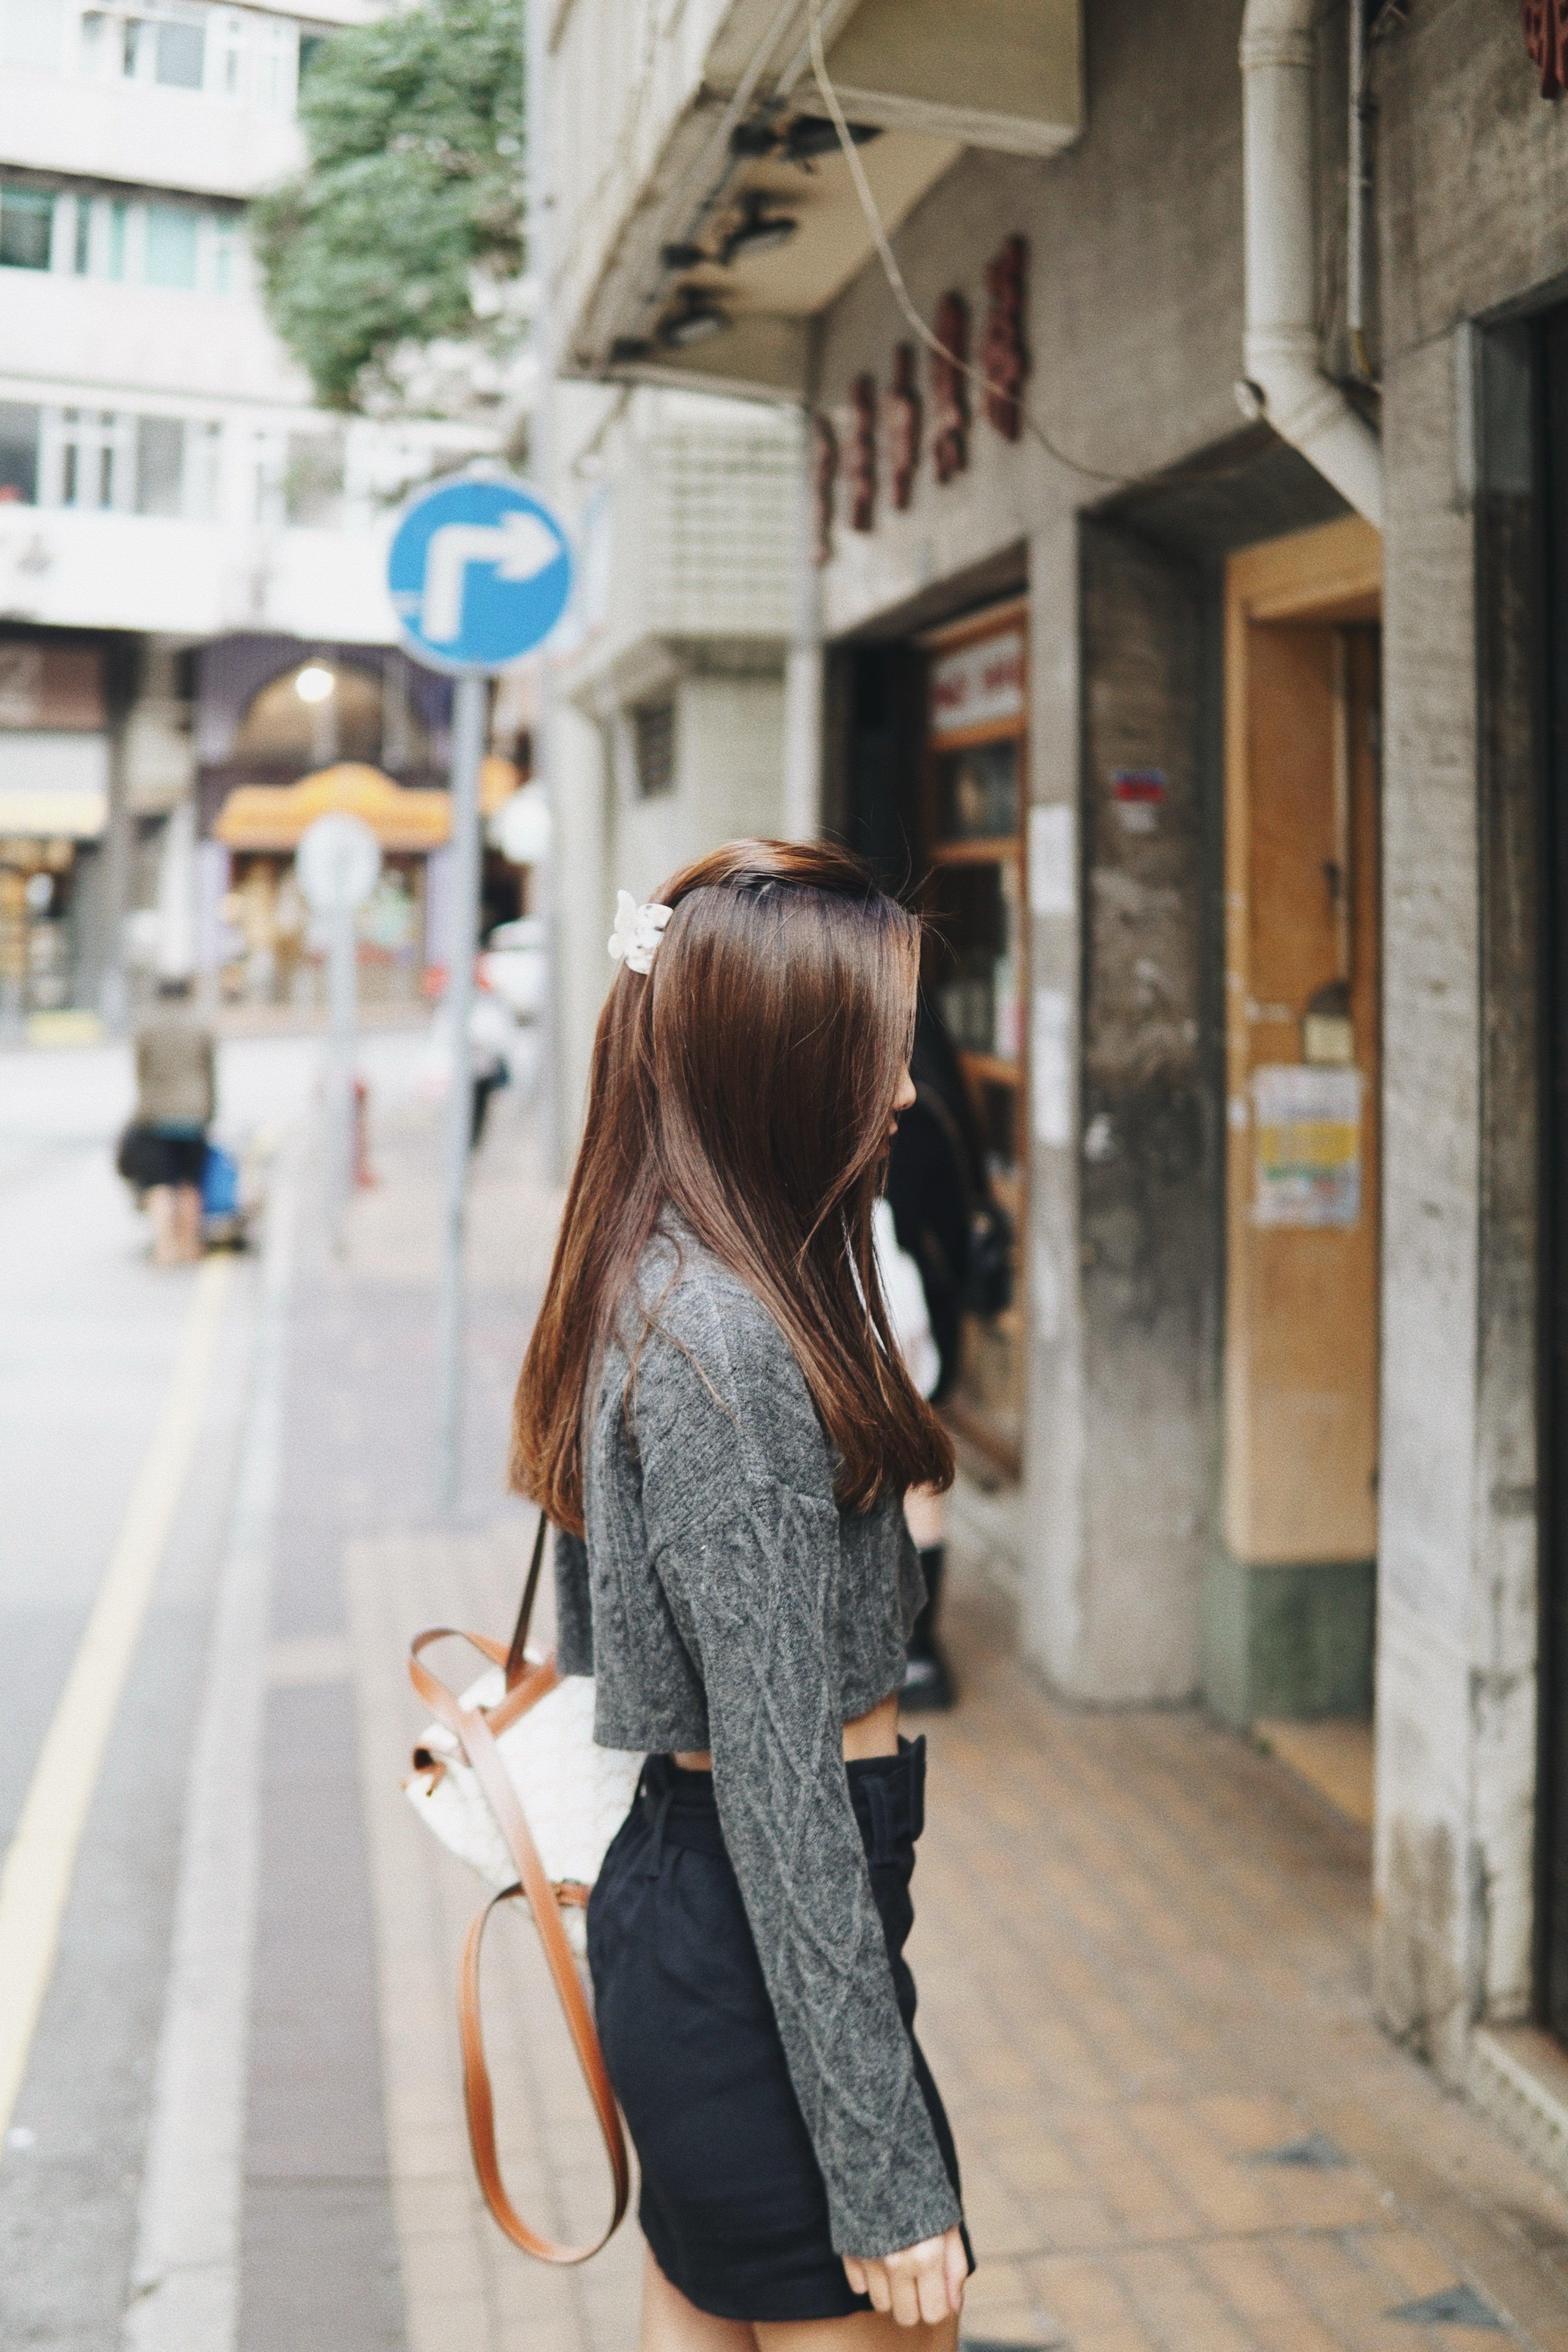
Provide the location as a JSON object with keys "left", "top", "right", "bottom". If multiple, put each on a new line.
{"left": 196, "top": 633, "right": 517, "bottom": 1007}
{"left": 0, "top": 631, "right": 126, "bottom": 1027}
{"left": 209, "top": 754, "right": 519, "bottom": 1007}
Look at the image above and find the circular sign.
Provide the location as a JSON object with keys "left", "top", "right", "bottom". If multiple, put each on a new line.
{"left": 296, "top": 813, "right": 382, "bottom": 914}
{"left": 387, "top": 471, "right": 572, "bottom": 677}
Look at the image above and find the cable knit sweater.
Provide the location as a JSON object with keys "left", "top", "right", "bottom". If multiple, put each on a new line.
{"left": 555, "top": 1219, "right": 962, "bottom": 2259}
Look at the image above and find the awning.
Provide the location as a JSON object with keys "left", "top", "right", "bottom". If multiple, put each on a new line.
{"left": 213, "top": 758, "right": 519, "bottom": 854}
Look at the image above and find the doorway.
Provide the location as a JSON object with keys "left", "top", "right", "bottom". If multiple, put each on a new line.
{"left": 1206, "top": 518, "right": 1383, "bottom": 1812}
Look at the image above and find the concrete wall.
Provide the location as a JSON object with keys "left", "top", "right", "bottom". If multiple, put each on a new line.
{"left": 1076, "top": 523, "right": 1212, "bottom": 1701}
{"left": 813, "top": 0, "right": 1249, "bottom": 1701}
{"left": 1370, "top": 0, "right": 1568, "bottom": 2059}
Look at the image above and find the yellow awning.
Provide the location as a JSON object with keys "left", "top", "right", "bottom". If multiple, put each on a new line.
{"left": 213, "top": 759, "right": 519, "bottom": 854}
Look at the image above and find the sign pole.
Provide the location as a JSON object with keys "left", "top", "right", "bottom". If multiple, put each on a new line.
{"left": 384, "top": 464, "right": 572, "bottom": 1515}
{"left": 326, "top": 898, "right": 356, "bottom": 1253}
{"left": 434, "top": 670, "right": 487, "bottom": 1516}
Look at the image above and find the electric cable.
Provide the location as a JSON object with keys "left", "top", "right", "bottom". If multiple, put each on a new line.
{"left": 805, "top": 3, "right": 1133, "bottom": 490}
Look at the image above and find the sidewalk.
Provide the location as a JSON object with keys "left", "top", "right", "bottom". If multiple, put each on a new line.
{"left": 305, "top": 1085, "right": 1568, "bottom": 2352}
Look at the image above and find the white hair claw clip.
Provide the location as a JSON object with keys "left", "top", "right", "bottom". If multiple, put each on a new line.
{"left": 608, "top": 889, "right": 672, "bottom": 975}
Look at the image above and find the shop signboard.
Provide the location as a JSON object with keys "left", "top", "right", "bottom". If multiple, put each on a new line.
{"left": 930, "top": 628, "right": 1025, "bottom": 742}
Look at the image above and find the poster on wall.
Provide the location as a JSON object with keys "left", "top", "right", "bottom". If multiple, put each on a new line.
{"left": 1252, "top": 1063, "right": 1362, "bottom": 1228}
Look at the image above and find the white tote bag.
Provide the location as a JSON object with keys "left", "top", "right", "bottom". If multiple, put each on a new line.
{"left": 403, "top": 1512, "right": 643, "bottom": 2263}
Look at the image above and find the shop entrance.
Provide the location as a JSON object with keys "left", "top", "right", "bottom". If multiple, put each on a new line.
{"left": 1209, "top": 518, "right": 1383, "bottom": 1804}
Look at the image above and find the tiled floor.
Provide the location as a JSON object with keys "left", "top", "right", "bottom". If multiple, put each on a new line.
{"left": 330, "top": 1097, "right": 1568, "bottom": 2352}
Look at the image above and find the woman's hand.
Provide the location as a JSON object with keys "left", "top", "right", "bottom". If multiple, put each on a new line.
{"left": 842, "top": 2227, "right": 967, "bottom": 2327}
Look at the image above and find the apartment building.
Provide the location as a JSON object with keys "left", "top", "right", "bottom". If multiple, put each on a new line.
{"left": 0, "top": 0, "right": 491, "bottom": 1024}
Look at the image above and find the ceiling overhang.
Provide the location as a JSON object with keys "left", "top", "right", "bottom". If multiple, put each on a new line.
{"left": 556, "top": 0, "right": 1081, "bottom": 397}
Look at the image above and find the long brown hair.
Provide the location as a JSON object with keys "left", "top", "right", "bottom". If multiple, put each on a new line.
{"left": 512, "top": 839, "right": 955, "bottom": 1532}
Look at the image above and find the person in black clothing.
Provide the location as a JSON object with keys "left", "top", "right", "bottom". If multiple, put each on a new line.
{"left": 885, "top": 996, "right": 1012, "bottom": 1712}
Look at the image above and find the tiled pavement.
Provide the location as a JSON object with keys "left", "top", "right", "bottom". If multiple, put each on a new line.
{"left": 310, "top": 1086, "right": 1568, "bottom": 2352}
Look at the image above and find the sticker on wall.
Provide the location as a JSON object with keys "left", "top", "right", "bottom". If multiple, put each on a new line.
{"left": 1112, "top": 769, "right": 1168, "bottom": 834}
{"left": 1032, "top": 985, "right": 1072, "bottom": 1147}
{"left": 1252, "top": 1063, "right": 1362, "bottom": 1229}
{"left": 1028, "top": 803, "right": 1075, "bottom": 916}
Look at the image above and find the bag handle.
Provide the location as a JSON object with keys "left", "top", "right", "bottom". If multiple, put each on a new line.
{"left": 408, "top": 1515, "right": 630, "bottom": 2265}
{"left": 504, "top": 1507, "right": 548, "bottom": 1692}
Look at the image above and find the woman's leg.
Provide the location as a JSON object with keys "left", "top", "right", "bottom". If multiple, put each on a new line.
{"left": 147, "top": 1185, "right": 178, "bottom": 1266}
{"left": 641, "top": 2245, "right": 758, "bottom": 2352}
{"left": 755, "top": 2314, "right": 959, "bottom": 2352}
{"left": 173, "top": 1183, "right": 204, "bottom": 1261}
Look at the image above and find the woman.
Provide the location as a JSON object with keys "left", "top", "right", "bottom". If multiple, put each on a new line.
{"left": 131, "top": 976, "right": 216, "bottom": 1267}
{"left": 512, "top": 841, "right": 972, "bottom": 2350}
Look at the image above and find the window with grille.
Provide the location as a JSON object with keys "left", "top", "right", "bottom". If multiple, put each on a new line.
{"left": 632, "top": 698, "right": 675, "bottom": 799}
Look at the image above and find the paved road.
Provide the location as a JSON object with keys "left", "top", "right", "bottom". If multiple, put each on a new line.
{"left": 0, "top": 1025, "right": 534, "bottom": 2352}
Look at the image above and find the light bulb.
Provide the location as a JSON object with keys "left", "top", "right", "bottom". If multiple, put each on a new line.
{"left": 296, "top": 664, "right": 334, "bottom": 703}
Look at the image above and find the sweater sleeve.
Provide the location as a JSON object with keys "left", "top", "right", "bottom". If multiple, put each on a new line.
{"left": 633, "top": 1293, "right": 961, "bottom": 2260}
{"left": 553, "top": 1526, "right": 593, "bottom": 1676}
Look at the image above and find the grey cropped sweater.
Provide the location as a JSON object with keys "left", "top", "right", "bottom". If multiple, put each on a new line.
{"left": 554, "top": 1220, "right": 962, "bottom": 2259}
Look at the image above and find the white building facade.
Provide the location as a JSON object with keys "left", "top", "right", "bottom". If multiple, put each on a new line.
{"left": 0, "top": 0, "right": 491, "bottom": 1022}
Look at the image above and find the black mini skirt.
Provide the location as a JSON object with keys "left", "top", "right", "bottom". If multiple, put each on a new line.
{"left": 586, "top": 1736, "right": 970, "bottom": 2323}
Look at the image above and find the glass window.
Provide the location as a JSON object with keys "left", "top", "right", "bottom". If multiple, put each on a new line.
{"left": 154, "top": 12, "right": 205, "bottom": 88}
{"left": 0, "top": 404, "right": 40, "bottom": 505}
{"left": 283, "top": 431, "right": 344, "bottom": 525}
{"left": 57, "top": 409, "right": 131, "bottom": 511}
{"left": 252, "top": 15, "right": 296, "bottom": 109}
{"left": 144, "top": 204, "right": 198, "bottom": 289}
{"left": 108, "top": 200, "right": 126, "bottom": 280}
{"left": 136, "top": 416, "right": 185, "bottom": 516}
{"left": 935, "top": 738, "right": 1019, "bottom": 842}
{"left": 185, "top": 420, "right": 221, "bottom": 520}
{"left": 73, "top": 194, "right": 91, "bottom": 274}
{"left": 0, "top": 187, "right": 54, "bottom": 271}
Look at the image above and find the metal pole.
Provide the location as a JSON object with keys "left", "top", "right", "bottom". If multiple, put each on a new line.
{"left": 325, "top": 898, "right": 356, "bottom": 1252}
{"left": 434, "top": 670, "right": 488, "bottom": 1514}
{"left": 526, "top": 0, "right": 563, "bottom": 1180}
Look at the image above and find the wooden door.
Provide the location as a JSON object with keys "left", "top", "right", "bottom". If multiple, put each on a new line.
{"left": 1224, "top": 521, "right": 1382, "bottom": 1565}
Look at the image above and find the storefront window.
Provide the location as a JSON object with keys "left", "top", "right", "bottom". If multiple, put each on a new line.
{"left": 920, "top": 603, "right": 1028, "bottom": 1474}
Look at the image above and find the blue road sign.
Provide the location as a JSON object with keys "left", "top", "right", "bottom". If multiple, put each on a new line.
{"left": 387, "top": 472, "right": 572, "bottom": 676}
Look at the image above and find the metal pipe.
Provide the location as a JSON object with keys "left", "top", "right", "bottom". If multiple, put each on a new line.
{"left": 433, "top": 670, "right": 487, "bottom": 1516}
{"left": 527, "top": 0, "right": 563, "bottom": 1180}
{"left": 1240, "top": 0, "right": 1382, "bottom": 526}
{"left": 1347, "top": 0, "right": 1370, "bottom": 380}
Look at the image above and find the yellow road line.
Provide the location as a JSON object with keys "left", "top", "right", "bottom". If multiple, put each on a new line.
{"left": 0, "top": 1252, "right": 235, "bottom": 2140}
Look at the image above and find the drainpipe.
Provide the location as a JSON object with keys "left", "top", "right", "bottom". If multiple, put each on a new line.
{"left": 1239, "top": 0, "right": 1383, "bottom": 529}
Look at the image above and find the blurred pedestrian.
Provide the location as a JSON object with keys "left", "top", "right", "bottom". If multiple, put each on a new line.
{"left": 514, "top": 842, "right": 973, "bottom": 2344}
{"left": 131, "top": 978, "right": 215, "bottom": 1267}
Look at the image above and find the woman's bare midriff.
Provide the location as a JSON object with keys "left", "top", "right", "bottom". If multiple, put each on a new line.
{"left": 673, "top": 1690, "right": 900, "bottom": 1774}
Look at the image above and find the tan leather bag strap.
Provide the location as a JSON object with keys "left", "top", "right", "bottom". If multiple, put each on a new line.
{"left": 408, "top": 1518, "right": 630, "bottom": 2264}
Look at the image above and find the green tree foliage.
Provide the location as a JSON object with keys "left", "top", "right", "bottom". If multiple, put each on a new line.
{"left": 253, "top": 0, "right": 524, "bottom": 412}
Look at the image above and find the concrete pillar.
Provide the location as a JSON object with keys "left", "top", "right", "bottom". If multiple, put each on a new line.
{"left": 1374, "top": 324, "right": 1535, "bottom": 2073}
{"left": 1020, "top": 514, "right": 1091, "bottom": 1690}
